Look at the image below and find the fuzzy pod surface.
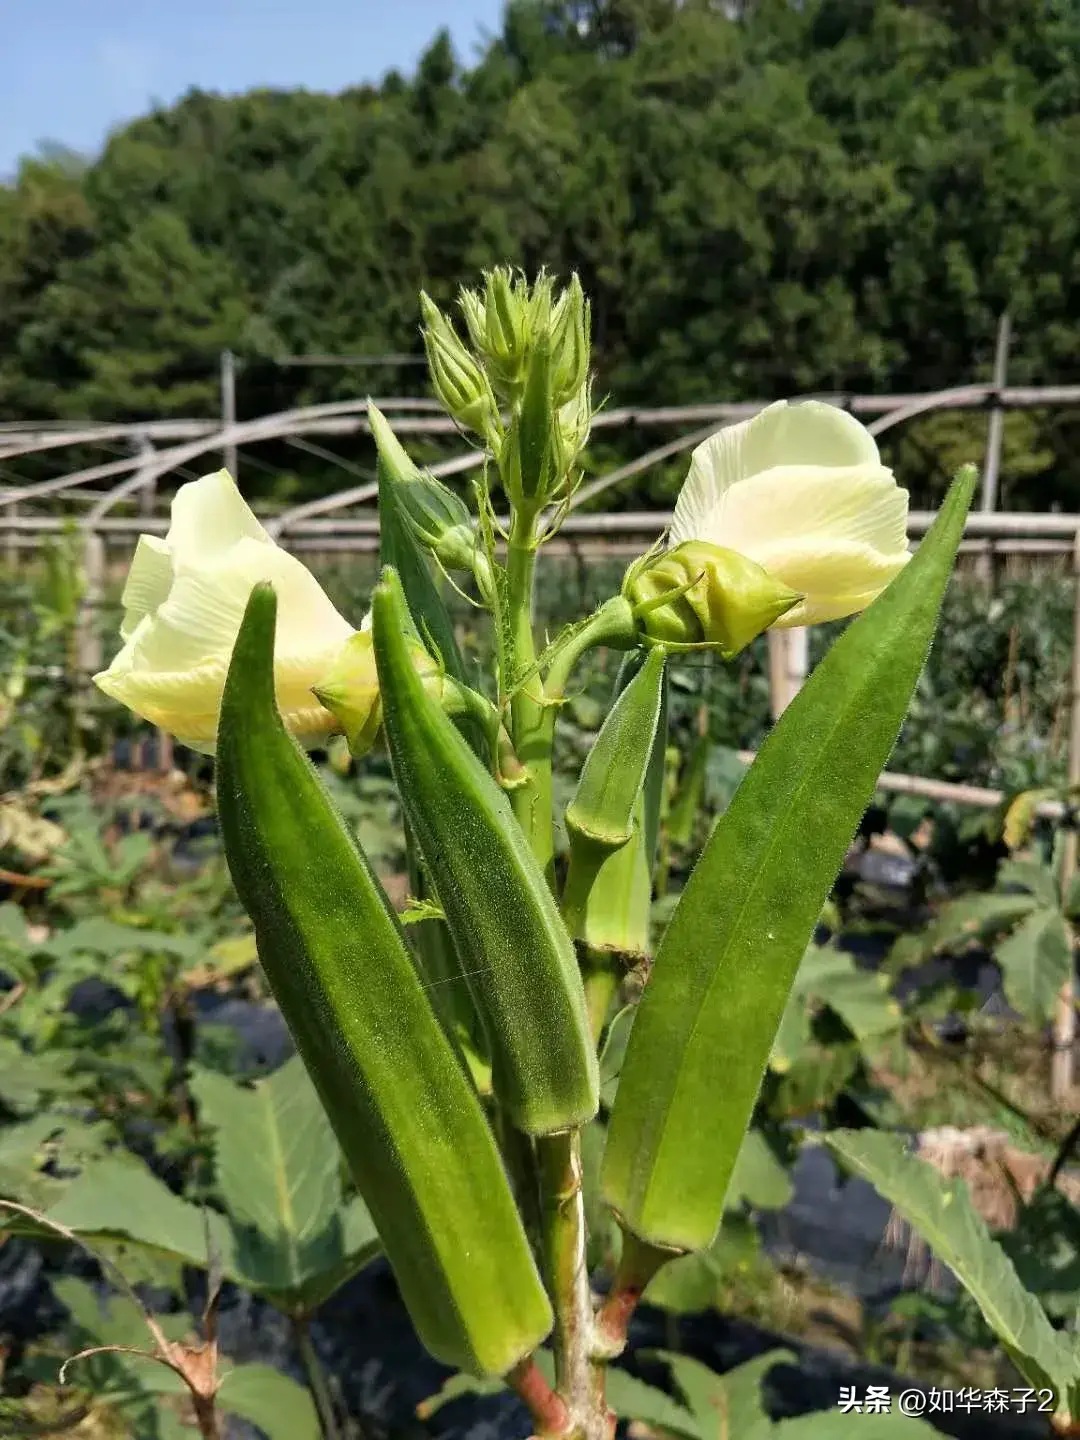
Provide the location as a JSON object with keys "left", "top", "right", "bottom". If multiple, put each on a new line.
{"left": 216, "top": 583, "right": 552, "bottom": 1376}
{"left": 372, "top": 566, "right": 599, "bottom": 1134}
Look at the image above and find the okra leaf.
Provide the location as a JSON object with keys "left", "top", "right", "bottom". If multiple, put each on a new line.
{"left": 887, "top": 891, "right": 1039, "bottom": 973}
{"left": 602, "top": 467, "right": 976, "bottom": 1253}
{"left": 821, "top": 1128, "right": 1079, "bottom": 1398}
{"left": 995, "top": 906, "right": 1071, "bottom": 1025}
{"left": 642, "top": 1347, "right": 793, "bottom": 1440}
{"left": 726, "top": 1129, "right": 793, "bottom": 1213}
{"left": 47, "top": 1156, "right": 239, "bottom": 1277}
{"left": 293, "top": 1195, "right": 381, "bottom": 1311}
{"left": 191, "top": 1059, "right": 354, "bottom": 1298}
{"left": 777, "top": 1412, "right": 941, "bottom": 1437}
{"left": 218, "top": 1362, "right": 320, "bottom": 1440}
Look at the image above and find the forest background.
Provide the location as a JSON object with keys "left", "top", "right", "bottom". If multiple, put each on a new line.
{"left": 2, "top": 0, "right": 1079, "bottom": 513}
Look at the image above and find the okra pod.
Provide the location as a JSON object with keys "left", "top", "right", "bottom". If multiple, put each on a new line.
{"left": 216, "top": 584, "right": 552, "bottom": 1376}
{"left": 565, "top": 646, "right": 667, "bottom": 855}
{"left": 372, "top": 566, "right": 599, "bottom": 1135}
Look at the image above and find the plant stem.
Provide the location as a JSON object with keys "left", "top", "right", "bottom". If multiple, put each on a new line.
{"left": 592, "top": 1227, "right": 674, "bottom": 1359}
{"left": 536, "top": 1130, "right": 611, "bottom": 1440}
{"left": 191, "top": 1395, "right": 223, "bottom": 1440}
{"left": 508, "top": 1356, "right": 571, "bottom": 1437}
{"left": 294, "top": 1317, "right": 343, "bottom": 1440}
{"left": 505, "top": 508, "right": 554, "bottom": 880}
{"left": 580, "top": 948, "right": 620, "bottom": 1046}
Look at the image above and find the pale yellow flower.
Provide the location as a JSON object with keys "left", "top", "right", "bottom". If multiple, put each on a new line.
{"left": 94, "top": 470, "right": 354, "bottom": 752}
{"left": 669, "top": 400, "right": 910, "bottom": 627}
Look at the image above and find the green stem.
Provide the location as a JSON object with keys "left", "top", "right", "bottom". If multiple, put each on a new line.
{"left": 505, "top": 509, "right": 555, "bottom": 877}
{"left": 293, "top": 1318, "right": 344, "bottom": 1440}
{"left": 581, "top": 953, "right": 620, "bottom": 1047}
{"left": 536, "top": 1130, "right": 611, "bottom": 1440}
{"left": 559, "top": 841, "right": 608, "bottom": 940}
{"left": 592, "top": 1227, "right": 675, "bottom": 1360}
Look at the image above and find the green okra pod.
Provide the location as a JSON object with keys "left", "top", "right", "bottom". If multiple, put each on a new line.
{"left": 562, "top": 647, "right": 667, "bottom": 944}
{"left": 565, "top": 646, "right": 667, "bottom": 855}
{"left": 216, "top": 583, "right": 551, "bottom": 1377}
{"left": 372, "top": 565, "right": 599, "bottom": 1135}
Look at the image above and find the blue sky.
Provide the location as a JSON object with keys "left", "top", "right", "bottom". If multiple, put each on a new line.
{"left": 2, "top": 0, "right": 507, "bottom": 178}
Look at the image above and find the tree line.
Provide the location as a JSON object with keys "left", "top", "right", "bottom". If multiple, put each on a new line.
{"left": 2, "top": 0, "right": 1079, "bottom": 510}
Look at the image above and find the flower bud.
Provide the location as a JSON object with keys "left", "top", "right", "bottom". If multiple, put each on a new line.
{"left": 368, "top": 402, "right": 478, "bottom": 571}
{"left": 482, "top": 268, "right": 530, "bottom": 394}
{"left": 555, "top": 381, "right": 593, "bottom": 476}
{"left": 511, "top": 338, "right": 557, "bottom": 506}
{"left": 624, "top": 541, "right": 802, "bottom": 657}
{"left": 313, "top": 629, "right": 445, "bottom": 756}
{"left": 549, "top": 274, "right": 590, "bottom": 406}
{"left": 419, "top": 292, "right": 499, "bottom": 439}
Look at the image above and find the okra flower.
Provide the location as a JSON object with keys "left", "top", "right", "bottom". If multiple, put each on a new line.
{"left": 94, "top": 470, "right": 354, "bottom": 752}
{"left": 626, "top": 401, "right": 910, "bottom": 652}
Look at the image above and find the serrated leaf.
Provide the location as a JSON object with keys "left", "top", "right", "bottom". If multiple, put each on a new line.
{"left": 39, "top": 918, "right": 197, "bottom": 963}
{"left": 649, "top": 1348, "right": 794, "bottom": 1440}
{"left": 777, "top": 1411, "right": 941, "bottom": 1437}
{"left": 995, "top": 907, "right": 1072, "bottom": 1024}
{"left": 997, "top": 858, "right": 1059, "bottom": 908}
{"left": 218, "top": 1362, "right": 321, "bottom": 1439}
{"left": 888, "top": 892, "right": 1038, "bottom": 972}
{"left": 820, "top": 1128, "right": 1079, "bottom": 1396}
{"left": 605, "top": 1366, "right": 702, "bottom": 1438}
{"left": 191, "top": 1058, "right": 345, "bottom": 1295}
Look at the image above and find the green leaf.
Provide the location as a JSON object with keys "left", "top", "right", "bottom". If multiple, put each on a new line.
{"left": 218, "top": 1363, "right": 321, "bottom": 1440}
{"left": 777, "top": 1412, "right": 942, "bottom": 1438}
{"left": 997, "top": 858, "right": 1059, "bottom": 908}
{"left": 820, "top": 1128, "right": 1079, "bottom": 1396}
{"left": 726, "top": 1130, "right": 793, "bottom": 1212}
{"left": 416, "top": 1371, "right": 507, "bottom": 1419}
{"left": 46, "top": 1156, "right": 236, "bottom": 1275}
{"left": 995, "top": 907, "right": 1071, "bottom": 1024}
{"left": 192, "top": 1058, "right": 342, "bottom": 1291}
{"left": 39, "top": 917, "right": 197, "bottom": 962}
{"left": 604, "top": 1366, "right": 702, "bottom": 1438}
{"left": 655, "top": 1348, "right": 793, "bottom": 1440}
{"left": 888, "top": 892, "right": 1038, "bottom": 972}
{"left": 644, "top": 1214, "right": 762, "bottom": 1315}
{"left": 603, "top": 467, "right": 977, "bottom": 1252}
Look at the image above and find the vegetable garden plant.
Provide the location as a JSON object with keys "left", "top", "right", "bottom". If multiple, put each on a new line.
{"left": 88, "top": 270, "right": 1080, "bottom": 1436}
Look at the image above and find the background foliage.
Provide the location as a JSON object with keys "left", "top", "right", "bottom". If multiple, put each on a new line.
{"left": 3, "top": 0, "right": 1080, "bottom": 509}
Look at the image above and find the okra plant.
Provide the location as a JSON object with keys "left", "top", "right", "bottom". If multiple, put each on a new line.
{"left": 95, "top": 269, "right": 1045, "bottom": 1436}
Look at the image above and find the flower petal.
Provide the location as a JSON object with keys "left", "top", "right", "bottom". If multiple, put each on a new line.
{"left": 670, "top": 401, "right": 882, "bottom": 547}
{"left": 96, "top": 538, "right": 354, "bottom": 753}
{"left": 119, "top": 536, "right": 173, "bottom": 641}
{"left": 757, "top": 542, "right": 910, "bottom": 626}
{"left": 166, "top": 470, "right": 271, "bottom": 566}
{"left": 687, "top": 463, "right": 908, "bottom": 565}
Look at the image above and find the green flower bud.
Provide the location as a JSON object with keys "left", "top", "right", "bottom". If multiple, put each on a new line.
{"left": 458, "top": 285, "right": 486, "bottom": 352}
{"left": 419, "top": 292, "right": 499, "bottom": 439}
{"left": 549, "top": 274, "right": 590, "bottom": 406}
{"left": 555, "top": 380, "right": 593, "bottom": 476}
{"left": 624, "top": 541, "right": 802, "bottom": 657}
{"left": 313, "top": 629, "right": 447, "bottom": 756}
{"left": 368, "top": 402, "right": 478, "bottom": 572}
{"left": 483, "top": 268, "right": 530, "bottom": 393}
